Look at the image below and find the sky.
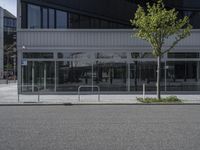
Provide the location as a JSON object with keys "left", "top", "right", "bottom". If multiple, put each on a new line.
{"left": 0, "top": 0, "right": 16, "bottom": 16}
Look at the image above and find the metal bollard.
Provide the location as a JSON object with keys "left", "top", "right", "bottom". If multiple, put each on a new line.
{"left": 143, "top": 83, "right": 145, "bottom": 100}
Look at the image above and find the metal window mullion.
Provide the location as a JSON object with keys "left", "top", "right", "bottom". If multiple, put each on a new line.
{"left": 54, "top": 61, "right": 57, "bottom": 92}
{"left": 32, "top": 61, "right": 34, "bottom": 92}
{"left": 127, "top": 62, "right": 130, "bottom": 92}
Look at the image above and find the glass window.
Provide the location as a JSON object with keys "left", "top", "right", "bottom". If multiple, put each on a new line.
{"left": 96, "top": 52, "right": 127, "bottom": 59}
{"left": 130, "top": 62, "right": 165, "bottom": 91}
{"left": 23, "top": 53, "right": 54, "bottom": 59}
{"left": 131, "top": 53, "right": 140, "bottom": 58}
{"left": 93, "top": 61, "right": 128, "bottom": 91}
{"left": 42, "top": 8, "right": 48, "bottom": 28}
{"left": 111, "top": 23, "right": 119, "bottom": 29}
{"left": 56, "top": 61, "right": 92, "bottom": 92}
{"left": 131, "top": 52, "right": 155, "bottom": 58}
{"left": 91, "top": 18, "right": 100, "bottom": 29}
{"left": 101, "top": 20, "right": 109, "bottom": 29}
{"left": 22, "top": 61, "right": 33, "bottom": 92}
{"left": 34, "top": 62, "right": 55, "bottom": 92}
{"left": 80, "top": 15, "right": 90, "bottom": 28}
{"left": 56, "top": 10, "right": 68, "bottom": 28}
{"left": 69, "top": 13, "right": 79, "bottom": 28}
{"left": 168, "top": 53, "right": 199, "bottom": 58}
{"left": 13, "top": 20, "right": 16, "bottom": 27}
{"left": 58, "top": 52, "right": 91, "bottom": 59}
{"left": 49, "top": 9, "right": 55, "bottom": 28}
{"left": 28, "top": 4, "right": 41, "bottom": 29}
{"left": 166, "top": 61, "right": 198, "bottom": 91}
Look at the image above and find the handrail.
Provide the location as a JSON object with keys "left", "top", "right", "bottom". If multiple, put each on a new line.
{"left": 18, "top": 84, "right": 40, "bottom": 103}
{"left": 78, "top": 85, "right": 100, "bottom": 102}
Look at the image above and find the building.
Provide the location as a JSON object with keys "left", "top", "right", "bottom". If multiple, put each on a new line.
{"left": 17, "top": 0, "right": 200, "bottom": 94}
{"left": 0, "top": 7, "right": 16, "bottom": 79}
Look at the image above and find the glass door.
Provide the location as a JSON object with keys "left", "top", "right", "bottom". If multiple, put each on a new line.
{"left": 34, "top": 61, "right": 55, "bottom": 92}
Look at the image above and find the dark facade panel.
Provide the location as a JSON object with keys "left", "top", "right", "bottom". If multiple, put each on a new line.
{"left": 21, "top": 0, "right": 200, "bottom": 28}
{"left": 21, "top": 0, "right": 137, "bottom": 24}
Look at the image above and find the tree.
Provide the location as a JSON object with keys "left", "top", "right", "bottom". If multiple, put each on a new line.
{"left": 130, "top": 0, "right": 192, "bottom": 99}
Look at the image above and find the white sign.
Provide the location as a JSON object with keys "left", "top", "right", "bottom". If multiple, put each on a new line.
{"left": 21, "top": 60, "right": 28, "bottom": 66}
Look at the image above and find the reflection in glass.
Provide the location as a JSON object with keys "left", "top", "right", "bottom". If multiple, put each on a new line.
{"left": 34, "top": 62, "right": 55, "bottom": 92}
{"left": 42, "top": 8, "right": 48, "bottom": 28}
{"left": 49, "top": 9, "right": 55, "bottom": 28}
{"left": 101, "top": 20, "right": 110, "bottom": 29}
{"left": 56, "top": 61, "right": 92, "bottom": 91}
{"left": 94, "top": 61, "right": 127, "bottom": 91}
{"left": 91, "top": 18, "right": 100, "bottom": 29}
{"left": 166, "top": 61, "right": 199, "bottom": 91}
{"left": 130, "top": 61, "right": 165, "bottom": 91}
{"left": 96, "top": 52, "right": 127, "bottom": 59}
{"left": 22, "top": 61, "right": 33, "bottom": 92}
{"left": 23, "top": 53, "right": 53, "bottom": 59}
{"left": 58, "top": 52, "right": 91, "bottom": 59}
{"left": 131, "top": 52, "right": 155, "bottom": 58}
{"left": 56, "top": 10, "right": 68, "bottom": 28}
{"left": 168, "top": 53, "right": 199, "bottom": 58}
{"left": 80, "top": 15, "right": 90, "bottom": 28}
{"left": 22, "top": 61, "right": 55, "bottom": 92}
{"left": 69, "top": 13, "right": 80, "bottom": 28}
{"left": 28, "top": 4, "right": 41, "bottom": 28}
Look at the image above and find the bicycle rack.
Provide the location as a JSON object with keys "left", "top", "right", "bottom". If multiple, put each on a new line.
{"left": 78, "top": 85, "right": 100, "bottom": 102}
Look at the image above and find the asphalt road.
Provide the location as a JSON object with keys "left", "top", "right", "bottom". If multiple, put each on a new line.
{"left": 0, "top": 105, "right": 199, "bottom": 150}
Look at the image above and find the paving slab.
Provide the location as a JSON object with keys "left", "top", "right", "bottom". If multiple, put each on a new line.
{"left": 0, "top": 83, "right": 200, "bottom": 104}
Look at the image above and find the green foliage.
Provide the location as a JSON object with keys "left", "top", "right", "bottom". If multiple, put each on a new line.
{"left": 130, "top": 0, "right": 192, "bottom": 57}
{"left": 5, "top": 64, "right": 13, "bottom": 70}
{"left": 137, "top": 96, "right": 182, "bottom": 103}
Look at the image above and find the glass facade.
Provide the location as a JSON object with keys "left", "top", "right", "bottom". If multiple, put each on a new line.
{"left": 3, "top": 15, "right": 16, "bottom": 79}
{"left": 94, "top": 61, "right": 127, "bottom": 91}
{"left": 28, "top": 4, "right": 41, "bottom": 28}
{"left": 25, "top": 3, "right": 131, "bottom": 29}
{"left": 56, "top": 61, "right": 92, "bottom": 92}
{"left": 49, "top": 9, "right": 55, "bottom": 28}
{"left": 130, "top": 62, "right": 165, "bottom": 91}
{"left": 56, "top": 10, "right": 68, "bottom": 28}
{"left": 166, "top": 61, "right": 199, "bottom": 91}
{"left": 42, "top": 8, "right": 48, "bottom": 28}
{"left": 23, "top": 1, "right": 200, "bottom": 29}
{"left": 21, "top": 52, "right": 200, "bottom": 93}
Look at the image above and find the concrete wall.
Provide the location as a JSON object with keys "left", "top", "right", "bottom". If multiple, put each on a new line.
{"left": 0, "top": 7, "right": 3, "bottom": 79}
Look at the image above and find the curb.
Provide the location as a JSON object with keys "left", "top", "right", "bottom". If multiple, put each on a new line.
{"left": 0, "top": 103, "right": 73, "bottom": 106}
{"left": 0, "top": 102, "right": 200, "bottom": 106}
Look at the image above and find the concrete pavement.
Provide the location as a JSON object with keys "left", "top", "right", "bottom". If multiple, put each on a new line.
{"left": 0, "top": 83, "right": 200, "bottom": 104}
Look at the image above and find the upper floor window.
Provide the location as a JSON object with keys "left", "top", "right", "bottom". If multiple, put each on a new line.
{"left": 56, "top": 10, "right": 68, "bottom": 28}
{"left": 28, "top": 4, "right": 41, "bottom": 29}
{"left": 80, "top": 15, "right": 90, "bottom": 28}
{"left": 91, "top": 18, "right": 100, "bottom": 29}
{"left": 42, "top": 8, "right": 48, "bottom": 28}
{"left": 25, "top": 3, "right": 130, "bottom": 29}
{"left": 49, "top": 9, "right": 55, "bottom": 28}
{"left": 69, "top": 13, "right": 80, "bottom": 28}
{"left": 4, "top": 18, "right": 16, "bottom": 28}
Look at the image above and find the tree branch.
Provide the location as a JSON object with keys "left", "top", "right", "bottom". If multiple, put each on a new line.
{"left": 161, "top": 36, "right": 184, "bottom": 55}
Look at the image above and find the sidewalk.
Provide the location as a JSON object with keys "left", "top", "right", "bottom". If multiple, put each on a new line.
{"left": 0, "top": 83, "right": 200, "bottom": 104}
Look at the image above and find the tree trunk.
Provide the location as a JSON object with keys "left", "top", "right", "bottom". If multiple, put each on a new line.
{"left": 157, "top": 56, "right": 161, "bottom": 99}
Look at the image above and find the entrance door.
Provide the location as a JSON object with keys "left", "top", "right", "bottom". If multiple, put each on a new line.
{"left": 34, "top": 61, "right": 55, "bottom": 92}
